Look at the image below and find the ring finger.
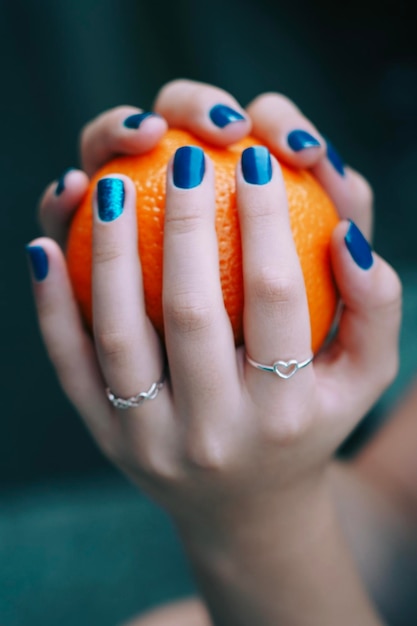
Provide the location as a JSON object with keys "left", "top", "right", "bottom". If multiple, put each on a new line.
{"left": 92, "top": 174, "right": 166, "bottom": 413}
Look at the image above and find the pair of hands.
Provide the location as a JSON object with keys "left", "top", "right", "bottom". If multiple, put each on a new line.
{"left": 29, "top": 79, "right": 401, "bottom": 538}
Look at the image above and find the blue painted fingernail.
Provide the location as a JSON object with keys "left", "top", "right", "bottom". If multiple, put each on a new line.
{"left": 173, "top": 146, "right": 205, "bottom": 189}
{"left": 326, "top": 140, "right": 345, "bottom": 176}
{"left": 123, "top": 112, "right": 154, "bottom": 129}
{"left": 344, "top": 220, "right": 373, "bottom": 270}
{"left": 55, "top": 167, "right": 75, "bottom": 196}
{"left": 287, "top": 130, "right": 321, "bottom": 152}
{"left": 209, "top": 104, "right": 245, "bottom": 128}
{"left": 241, "top": 146, "right": 272, "bottom": 185}
{"left": 26, "top": 245, "right": 49, "bottom": 281}
{"left": 97, "top": 178, "right": 125, "bottom": 222}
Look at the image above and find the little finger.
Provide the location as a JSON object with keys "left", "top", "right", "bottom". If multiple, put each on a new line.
{"left": 38, "top": 169, "right": 89, "bottom": 248}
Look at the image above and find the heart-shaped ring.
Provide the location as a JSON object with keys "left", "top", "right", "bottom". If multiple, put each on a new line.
{"left": 245, "top": 353, "right": 314, "bottom": 379}
{"left": 273, "top": 360, "right": 299, "bottom": 379}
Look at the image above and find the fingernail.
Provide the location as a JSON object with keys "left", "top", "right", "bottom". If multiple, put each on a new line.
{"left": 241, "top": 146, "right": 272, "bottom": 185}
{"left": 97, "top": 178, "right": 125, "bottom": 222}
{"left": 344, "top": 220, "right": 373, "bottom": 270}
{"left": 55, "top": 168, "right": 76, "bottom": 196}
{"left": 287, "top": 130, "right": 321, "bottom": 152}
{"left": 123, "top": 111, "right": 155, "bottom": 129}
{"left": 173, "top": 146, "right": 205, "bottom": 189}
{"left": 209, "top": 104, "right": 245, "bottom": 128}
{"left": 326, "top": 140, "right": 345, "bottom": 176}
{"left": 26, "top": 245, "right": 49, "bottom": 281}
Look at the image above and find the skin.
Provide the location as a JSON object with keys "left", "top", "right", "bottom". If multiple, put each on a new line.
{"left": 30, "top": 80, "right": 403, "bottom": 625}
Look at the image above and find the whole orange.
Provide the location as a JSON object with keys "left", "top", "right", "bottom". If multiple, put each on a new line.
{"left": 67, "top": 129, "right": 339, "bottom": 353}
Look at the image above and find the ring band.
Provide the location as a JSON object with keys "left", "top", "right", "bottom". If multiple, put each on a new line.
{"left": 106, "top": 371, "right": 165, "bottom": 410}
{"left": 246, "top": 353, "right": 313, "bottom": 380}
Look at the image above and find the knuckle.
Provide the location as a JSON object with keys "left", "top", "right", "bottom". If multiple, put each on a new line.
{"left": 164, "top": 211, "right": 205, "bottom": 236}
{"left": 94, "top": 242, "right": 124, "bottom": 267}
{"left": 185, "top": 431, "right": 228, "bottom": 472}
{"left": 155, "top": 78, "right": 193, "bottom": 102}
{"left": 165, "top": 294, "right": 214, "bottom": 334}
{"left": 136, "top": 447, "right": 179, "bottom": 485}
{"left": 260, "top": 411, "right": 311, "bottom": 447}
{"left": 249, "top": 91, "right": 300, "bottom": 114}
{"left": 96, "top": 328, "right": 130, "bottom": 359}
{"left": 352, "top": 171, "right": 374, "bottom": 210}
{"left": 251, "top": 270, "right": 301, "bottom": 307}
{"left": 79, "top": 110, "right": 113, "bottom": 154}
{"left": 372, "top": 264, "right": 403, "bottom": 315}
{"left": 243, "top": 200, "right": 277, "bottom": 221}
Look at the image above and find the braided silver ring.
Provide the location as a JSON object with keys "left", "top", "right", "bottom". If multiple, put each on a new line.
{"left": 246, "top": 353, "right": 313, "bottom": 380}
{"left": 106, "top": 371, "right": 165, "bottom": 410}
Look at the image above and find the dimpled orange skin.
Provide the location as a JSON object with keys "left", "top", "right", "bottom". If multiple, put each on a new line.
{"left": 66, "top": 129, "right": 339, "bottom": 353}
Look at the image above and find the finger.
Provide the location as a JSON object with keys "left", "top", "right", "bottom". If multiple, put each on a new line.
{"left": 38, "top": 168, "right": 89, "bottom": 248}
{"left": 316, "top": 220, "right": 402, "bottom": 436}
{"left": 246, "top": 94, "right": 373, "bottom": 239}
{"left": 246, "top": 93, "right": 325, "bottom": 169}
{"left": 26, "top": 237, "right": 116, "bottom": 453}
{"left": 162, "top": 147, "right": 238, "bottom": 422}
{"left": 92, "top": 175, "right": 166, "bottom": 408}
{"left": 238, "top": 147, "right": 314, "bottom": 400}
{"left": 312, "top": 150, "right": 374, "bottom": 240}
{"left": 80, "top": 106, "right": 168, "bottom": 176}
{"left": 154, "top": 79, "right": 251, "bottom": 147}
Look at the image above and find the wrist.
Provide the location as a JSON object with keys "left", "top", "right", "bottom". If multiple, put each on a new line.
{"left": 175, "top": 470, "right": 382, "bottom": 626}
{"left": 176, "top": 470, "right": 328, "bottom": 562}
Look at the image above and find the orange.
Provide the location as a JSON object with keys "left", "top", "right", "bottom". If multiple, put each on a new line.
{"left": 67, "top": 129, "right": 339, "bottom": 352}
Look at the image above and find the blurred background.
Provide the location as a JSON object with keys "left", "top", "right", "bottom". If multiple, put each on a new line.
{"left": 1, "top": 0, "right": 417, "bottom": 624}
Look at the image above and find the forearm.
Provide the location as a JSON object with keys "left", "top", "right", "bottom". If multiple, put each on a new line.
{"left": 330, "top": 461, "right": 417, "bottom": 622}
{"left": 176, "top": 475, "right": 383, "bottom": 626}
{"left": 354, "top": 379, "right": 417, "bottom": 521}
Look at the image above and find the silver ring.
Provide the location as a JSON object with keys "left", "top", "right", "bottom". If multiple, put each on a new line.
{"left": 106, "top": 371, "right": 165, "bottom": 410}
{"left": 246, "top": 353, "right": 313, "bottom": 380}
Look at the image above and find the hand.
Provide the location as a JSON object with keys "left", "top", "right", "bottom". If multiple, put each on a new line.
{"left": 28, "top": 81, "right": 400, "bottom": 625}
{"left": 29, "top": 110, "right": 400, "bottom": 519}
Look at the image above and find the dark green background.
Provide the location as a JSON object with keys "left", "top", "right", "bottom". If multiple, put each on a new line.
{"left": 1, "top": 1, "right": 417, "bottom": 624}
{"left": 3, "top": 0, "right": 417, "bottom": 488}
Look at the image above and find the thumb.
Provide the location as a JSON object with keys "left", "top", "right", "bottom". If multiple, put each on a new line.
{"left": 317, "top": 220, "right": 402, "bottom": 420}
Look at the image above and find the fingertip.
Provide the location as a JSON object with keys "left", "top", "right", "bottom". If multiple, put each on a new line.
{"left": 38, "top": 169, "right": 89, "bottom": 244}
{"left": 245, "top": 92, "right": 326, "bottom": 168}
{"left": 26, "top": 240, "right": 49, "bottom": 282}
{"left": 331, "top": 220, "right": 373, "bottom": 281}
{"left": 26, "top": 236, "right": 67, "bottom": 286}
{"left": 154, "top": 79, "right": 251, "bottom": 147}
{"left": 120, "top": 110, "right": 168, "bottom": 152}
{"left": 331, "top": 220, "right": 401, "bottom": 311}
{"left": 343, "top": 220, "right": 374, "bottom": 271}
